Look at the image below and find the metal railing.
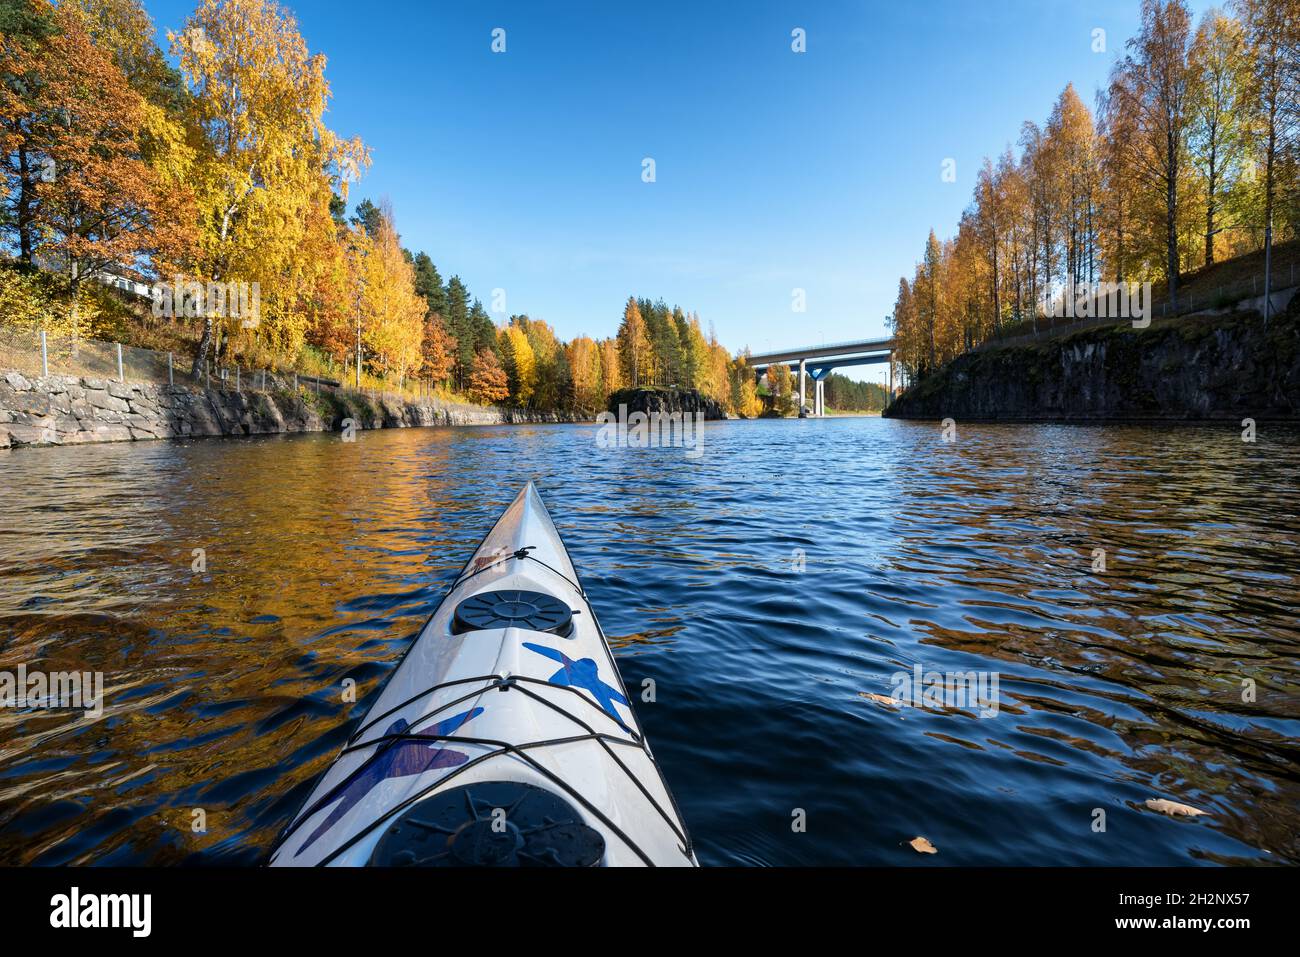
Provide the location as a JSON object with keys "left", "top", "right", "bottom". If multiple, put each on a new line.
{"left": 977, "top": 259, "right": 1299, "bottom": 351}
{"left": 0, "top": 326, "right": 449, "bottom": 406}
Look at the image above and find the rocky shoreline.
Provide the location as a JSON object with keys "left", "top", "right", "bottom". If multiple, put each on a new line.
{"left": 885, "top": 298, "right": 1300, "bottom": 423}
{"left": 607, "top": 386, "right": 728, "bottom": 420}
{"left": 0, "top": 372, "right": 586, "bottom": 450}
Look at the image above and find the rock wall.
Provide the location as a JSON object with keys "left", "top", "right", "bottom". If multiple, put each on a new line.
{"left": 607, "top": 387, "right": 728, "bottom": 420}
{"left": 0, "top": 372, "right": 585, "bottom": 450}
{"left": 884, "top": 304, "right": 1300, "bottom": 422}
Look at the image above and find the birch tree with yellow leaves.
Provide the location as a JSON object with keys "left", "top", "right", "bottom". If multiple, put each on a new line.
{"left": 354, "top": 211, "right": 424, "bottom": 382}
{"left": 172, "top": 0, "right": 367, "bottom": 375}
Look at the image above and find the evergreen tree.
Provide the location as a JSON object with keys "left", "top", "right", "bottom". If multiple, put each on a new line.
{"left": 444, "top": 274, "right": 472, "bottom": 387}
{"left": 351, "top": 198, "right": 382, "bottom": 238}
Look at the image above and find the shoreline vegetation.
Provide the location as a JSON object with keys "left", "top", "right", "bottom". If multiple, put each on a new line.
{"left": 0, "top": 0, "right": 884, "bottom": 433}
{"left": 887, "top": 0, "right": 1299, "bottom": 416}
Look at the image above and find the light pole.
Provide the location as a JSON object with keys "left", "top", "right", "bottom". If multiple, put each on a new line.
{"left": 886, "top": 315, "right": 894, "bottom": 398}
{"left": 354, "top": 269, "right": 368, "bottom": 391}
{"left": 1208, "top": 221, "right": 1273, "bottom": 325}
{"left": 1264, "top": 218, "right": 1273, "bottom": 327}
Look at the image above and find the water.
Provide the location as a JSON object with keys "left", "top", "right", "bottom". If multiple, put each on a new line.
{"left": 1, "top": 417, "right": 1297, "bottom": 866}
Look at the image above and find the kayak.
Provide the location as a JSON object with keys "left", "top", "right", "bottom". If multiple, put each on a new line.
{"left": 269, "top": 482, "right": 697, "bottom": 867}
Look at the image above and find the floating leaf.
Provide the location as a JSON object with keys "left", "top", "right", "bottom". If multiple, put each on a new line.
{"left": 1145, "top": 798, "right": 1207, "bottom": 818}
{"left": 860, "top": 692, "right": 900, "bottom": 708}
{"left": 908, "top": 836, "right": 937, "bottom": 854}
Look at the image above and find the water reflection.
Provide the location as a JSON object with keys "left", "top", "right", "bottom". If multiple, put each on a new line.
{"left": 0, "top": 418, "right": 1297, "bottom": 864}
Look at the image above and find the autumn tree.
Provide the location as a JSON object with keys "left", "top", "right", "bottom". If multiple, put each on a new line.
{"left": 66, "top": 0, "right": 195, "bottom": 201}
{"left": 1119, "top": 0, "right": 1194, "bottom": 304}
{"left": 887, "top": 0, "right": 1288, "bottom": 384}
{"left": 500, "top": 321, "right": 536, "bottom": 406}
{"left": 0, "top": 0, "right": 57, "bottom": 264}
{"left": 599, "top": 337, "right": 623, "bottom": 396}
{"left": 356, "top": 206, "right": 424, "bottom": 381}
{"left": 1187, "top": 10, "right": 1251, "bottom": 264}
{"left": 6, "top": 2, "right": 190, "bottom": 333}
{"left": 973, "top": 158, "right": 1004, "bottom": 330}
{"left": 467, "top": 347, "right": 508, "bottom": 404}
{"left": 730, "top": 353, "right": 763, "bottom": 417}
{"left": 1098, "top": 69, "right": 1145, "bottom": 282}
{"left": 769, "top": 362, "right": 794, "bottom": 416}
{"left": 421, "top": 313, "right": 456, "bottom": 386}
{"left": 1235, "top": 0, "right": 1299, "bottom": 253}
{"left": 616, "top": 296, "right": 650, "bottom": 388}
{"left": 566, "top": 335, "right": 603, "bottom": 411}
{"left": 1047, "top": 84, "right": 1100, "bottom": 288}
{"left": 173, "top": 0, "right": 367, "bottom": 375}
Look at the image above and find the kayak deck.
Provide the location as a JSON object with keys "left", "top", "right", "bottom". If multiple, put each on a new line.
{"left": 269, "top": 482, "right": 696, "bottom": 867}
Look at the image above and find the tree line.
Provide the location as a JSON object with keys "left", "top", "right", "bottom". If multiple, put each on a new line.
{"left": 889, "top": 0, "right": 1298, "bottom": 382}
{"left": 0, "top": 0, "right": 874, "bottom": 415}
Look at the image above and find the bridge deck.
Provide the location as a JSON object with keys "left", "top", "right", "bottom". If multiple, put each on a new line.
{"left": 749, "top": 337, "right": 894, "bottom": 367}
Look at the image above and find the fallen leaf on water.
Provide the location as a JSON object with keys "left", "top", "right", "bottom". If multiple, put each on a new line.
{"left": 860, "top": 692, "right": 900, "bottom": 707}
{"left": 1145, "top": 798, "right": 1208, "bottom": 818}
{"left": 908, "top": 836, "right": 937, "bottom": 854}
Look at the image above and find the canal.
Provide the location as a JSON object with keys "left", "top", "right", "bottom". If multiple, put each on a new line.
{"left": 1, "top": 416, "right": 1297, "bottom": 864}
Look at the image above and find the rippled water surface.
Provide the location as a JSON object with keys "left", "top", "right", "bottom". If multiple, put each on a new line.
{"left": 1, "top": 417, "right": 1298, "bottom": 865}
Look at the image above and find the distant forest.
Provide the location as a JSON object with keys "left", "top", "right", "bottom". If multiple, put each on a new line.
{"left": 824, "top": 374, "right": 889, "bottom": 412}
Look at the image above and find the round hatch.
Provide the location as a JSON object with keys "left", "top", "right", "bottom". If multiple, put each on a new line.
{"left": 452, "top": 589, "right": 573, "bottom": 637}
{"left": 368, "top": 781, "right": 605, "bottom": 867}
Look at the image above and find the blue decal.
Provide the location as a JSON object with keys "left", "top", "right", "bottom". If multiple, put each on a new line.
{"left": 523, "top": 642, "right": 631, "bottom": 732}
{"left": 296, "top": 707, "right": 483, "bottom": 857}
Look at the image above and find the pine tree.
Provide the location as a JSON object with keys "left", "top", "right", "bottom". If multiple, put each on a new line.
{"left": 444, "top": 275, "right": 472, "bottom": 387}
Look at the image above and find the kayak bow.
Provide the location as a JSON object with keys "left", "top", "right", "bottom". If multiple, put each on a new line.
{"left": 269, "top": 482, "right": 697, "bottom": 867}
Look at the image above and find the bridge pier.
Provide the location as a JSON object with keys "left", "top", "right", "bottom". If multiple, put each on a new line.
{"left": 749, "top": 337, "right": 896, "bottom": 416}
{"left": 805, "top": 366, "right": 829, "bottom": 417}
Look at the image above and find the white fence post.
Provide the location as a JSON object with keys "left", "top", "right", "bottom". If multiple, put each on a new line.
{"left": 236, "top": 367, "right": 241, "bottom": 392}
{"left": 116, "top": 343, "right": 124, "bottom": 382}
{"left": 40, "top": 330, "right": 48, "bottom": 377}
{"left": 168, "top": 352, "right": 174, "bottom": 386}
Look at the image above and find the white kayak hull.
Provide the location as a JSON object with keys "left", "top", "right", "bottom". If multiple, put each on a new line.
{"left": 269, "top": 482, "right": 696, "bottom": 867}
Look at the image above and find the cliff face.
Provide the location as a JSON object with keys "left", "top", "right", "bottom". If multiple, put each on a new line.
{"left": 885, "top": 306, "right": 1300, "bottom": 422}
{"left": 607, "top": 387, "right": 727, "bottom": 420}
{"left": 0, "top": 373, "right": 584, "bottom": 450}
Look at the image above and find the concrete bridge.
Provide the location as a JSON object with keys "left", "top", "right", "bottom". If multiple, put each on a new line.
{"left": 749, "top": 337, "right": 894, "bottom": 416}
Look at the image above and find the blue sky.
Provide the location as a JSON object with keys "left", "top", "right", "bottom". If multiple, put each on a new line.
{"left": 147, "top": 0, "right": 1216, "bottom": 383}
